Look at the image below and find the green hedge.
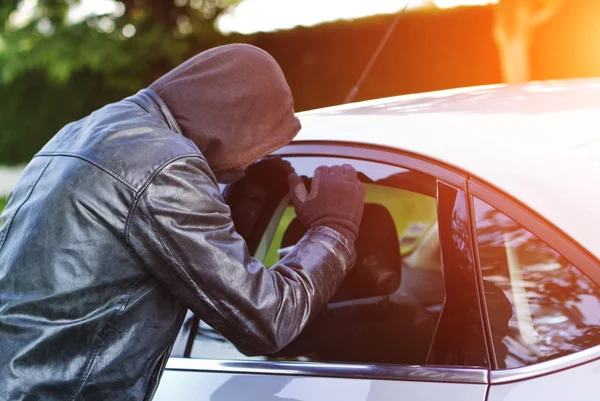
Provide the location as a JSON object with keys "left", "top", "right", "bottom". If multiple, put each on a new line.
{"left": 0, "top": 70, "right": 126, "bottom": 165}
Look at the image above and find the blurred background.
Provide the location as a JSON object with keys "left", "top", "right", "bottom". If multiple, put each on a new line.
{"left": 2, "top": 0, "right": 600, "bottom": 203}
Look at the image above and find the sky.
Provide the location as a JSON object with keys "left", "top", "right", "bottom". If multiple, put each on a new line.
{"left": 218, "top": 0, "right": 497, "bottom": 34}
{"left": 10, "top": 0, "right": 498, "bottom": 33}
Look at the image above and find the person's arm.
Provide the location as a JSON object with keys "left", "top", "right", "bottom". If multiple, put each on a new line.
{"left": 126, "top": 156, "right": 359, "bottom": 355}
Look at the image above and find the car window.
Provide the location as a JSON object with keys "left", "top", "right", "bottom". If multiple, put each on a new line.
{"left": 183, "top": 156, "right": 478, "bottom": 367}
{"left": 262, "top": 184, "right": 437, "bottom": 268}
{"left": 474, "top": 198, "right": 600, "bottom": 369}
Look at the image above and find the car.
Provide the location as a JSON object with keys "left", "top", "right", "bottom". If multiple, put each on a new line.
{"left": 153, "top": 78, "right": 600, "bottom": 401}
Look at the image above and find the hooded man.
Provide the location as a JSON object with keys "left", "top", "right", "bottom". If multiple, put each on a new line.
{"left": 0, "top": 44, "right": 365, "bottom": 400}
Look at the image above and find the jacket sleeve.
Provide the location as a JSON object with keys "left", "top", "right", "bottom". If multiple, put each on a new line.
{"left": 126, "top": 156, "right": 355, "bottom": 355}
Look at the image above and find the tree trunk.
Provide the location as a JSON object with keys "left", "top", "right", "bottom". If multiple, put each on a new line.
{"left": 493, "top": 0, "right": 564, "bottom": 84}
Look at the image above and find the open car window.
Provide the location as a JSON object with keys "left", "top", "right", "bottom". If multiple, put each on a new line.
{"left": 181, "top": 156, "right": 485, "bottom": 367}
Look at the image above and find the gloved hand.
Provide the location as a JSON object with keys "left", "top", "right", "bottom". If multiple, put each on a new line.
{"left": 288, "top": 164, "right": 365, "bottom": 243}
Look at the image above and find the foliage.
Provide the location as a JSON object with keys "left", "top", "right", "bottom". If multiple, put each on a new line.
{"left": 0, "top": 0, "right": 241, "bottom": 164}
{"left": 0, "top": 69, "right": 123, "bottom": 164}
{"left": 1, "top": 0, "right": 241, "bottom": 87}
{"left": 0, "top": 196, "right": 5, "bottom": 214}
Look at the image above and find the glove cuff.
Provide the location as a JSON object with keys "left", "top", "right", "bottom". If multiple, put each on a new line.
{"left": 310, "top": 215, "right": 359, "bottom": 244}
{"left": 320, "top": 223, "right": 357, "bottom": 245}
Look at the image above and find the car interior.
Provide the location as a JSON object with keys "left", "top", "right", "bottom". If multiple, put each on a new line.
{"left": 191, "top": 158, "right": 447, "bottom": 365}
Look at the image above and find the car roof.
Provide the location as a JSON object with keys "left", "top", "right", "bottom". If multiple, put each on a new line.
{"left": 295, "top": 79, "right": 600, "bottom": 261}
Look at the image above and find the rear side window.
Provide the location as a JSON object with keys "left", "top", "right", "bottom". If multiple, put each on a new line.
{"left": 474, "top": 198, "right": 600, "bottom": 369}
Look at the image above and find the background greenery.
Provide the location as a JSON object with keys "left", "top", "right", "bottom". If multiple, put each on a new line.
{"left": 0, "top": 0, "right": 243, "bottom": 165}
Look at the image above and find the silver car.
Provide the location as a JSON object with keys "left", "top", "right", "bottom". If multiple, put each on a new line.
{"left": 155, "top": 79, "right": 600, "bottom": 401}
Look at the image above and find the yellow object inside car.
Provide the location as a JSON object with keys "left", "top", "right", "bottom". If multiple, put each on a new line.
{"left": 263, "top": 183, "right": 438, "bottom": 268}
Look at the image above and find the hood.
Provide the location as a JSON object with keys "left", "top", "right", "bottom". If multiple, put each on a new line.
{"left": 149, "top": 44, "right": 301, "bottom": 172}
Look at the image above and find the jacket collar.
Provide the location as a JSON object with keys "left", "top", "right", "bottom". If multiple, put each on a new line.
{"left": 125, "top": 89, "right": 183, "bottom": 136}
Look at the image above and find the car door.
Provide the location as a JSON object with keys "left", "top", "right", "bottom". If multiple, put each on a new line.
{"left": 154, "top": 144, "right": 491, "bottom": 401}
{"left": 468, "top": 180, "right": 600, "bottom": 401}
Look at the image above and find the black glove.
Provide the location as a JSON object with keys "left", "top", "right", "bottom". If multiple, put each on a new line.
{"left": 288, "top": 164, "right": 365, "bottom": 243}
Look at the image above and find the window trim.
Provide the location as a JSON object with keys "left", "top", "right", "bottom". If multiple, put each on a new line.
{"left": 272, "top": 141, "right": 466, "bottom": 191}
{"left": 165, "top": 358, "right": 489, "bottom": 385}
{"left": 468, "top": 178, "right": 600, "bottom": 382}
{"left": 490, "top": 345, "right": 600, "bottom": 384}
{"left": 426, "top": 181, "right": 491, "bottom": 368}
{"left": 466, "top": 191, "right": 500, "bottom": 371}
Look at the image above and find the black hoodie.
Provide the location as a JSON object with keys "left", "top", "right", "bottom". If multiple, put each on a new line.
{"left": 149, "top": 44, "right": 301, "bottom": 172}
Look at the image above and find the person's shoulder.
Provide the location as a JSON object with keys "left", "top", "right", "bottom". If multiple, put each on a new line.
{"left": 38, "top": 98, "right": 202, "bottom": 193}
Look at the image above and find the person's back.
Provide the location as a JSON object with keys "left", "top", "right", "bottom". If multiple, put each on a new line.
{"left": 0, "top": 90, "right": 202, "bottom": 400}
{"left": 0, "top": 44, "right": 365, "bottom": 400}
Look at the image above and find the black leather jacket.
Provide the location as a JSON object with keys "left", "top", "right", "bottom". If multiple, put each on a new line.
{"left": 0, "top": 89, "right": 355, "bottom": 400}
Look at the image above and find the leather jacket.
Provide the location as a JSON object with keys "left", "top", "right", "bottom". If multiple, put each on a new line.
{"left": 0, "top": 89, "right": 355, "bottom": 400}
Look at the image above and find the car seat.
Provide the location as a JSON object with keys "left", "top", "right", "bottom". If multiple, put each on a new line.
{"left": 273, "top": 203, "right": 441, "bottom": 365}
{"left": 281, "top": 203, "right": 402, "bottom": 302}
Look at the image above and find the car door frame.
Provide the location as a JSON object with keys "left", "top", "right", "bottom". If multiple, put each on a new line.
{"left": 165, "top": 140, "right": 491, "bottom": 390}
{"left": 466, "top": 176, "right": 600, "bottom": 385}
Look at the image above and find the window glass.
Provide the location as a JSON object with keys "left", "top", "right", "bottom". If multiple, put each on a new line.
{"left": 262, "top": 184, "right": 437, "bottom": 268}
{"left": 474, "top": 198, "right": 600, "bottom": 369}
{"left": 188, "top": 156, "right": 445, "bottom": 365}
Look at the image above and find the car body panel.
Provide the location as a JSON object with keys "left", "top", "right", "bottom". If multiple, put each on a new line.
{"left": 488, "top": 357, "right": 600, "bottom": 401}
{"left": 155, "top": 371, "right": 487, "bottom": 401}
{"left": 155, "top": 359, "right": 488, "bottom": 401}
{"left": 295, "top": 79, "right": 600, "bottom": 261}
{"left": 155, "top": 372, "right": 487, "bottom": 401}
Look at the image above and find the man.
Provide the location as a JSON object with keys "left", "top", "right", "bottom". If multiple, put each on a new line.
{"left": 0, "top": 44, "right": 365, "bottom": 400}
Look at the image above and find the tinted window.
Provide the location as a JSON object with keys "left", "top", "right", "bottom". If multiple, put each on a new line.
{"left": 474, "top": 198, "right": 600, "bottom": 369}
{"left": 187, "top": 156, "right": 446, "bottom": 365}
{"left": 269, "top": 158, "right": 443, "bottom": 365}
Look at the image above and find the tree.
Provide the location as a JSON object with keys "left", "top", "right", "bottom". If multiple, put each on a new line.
{"left": 493, "top": 0, "right": 564, "bottom": 83}
{"left": 0, "top": 0, "right": 241, "bottom": 164}
{"left": 1, "top": 0, "right": 241, "bottom": 88}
